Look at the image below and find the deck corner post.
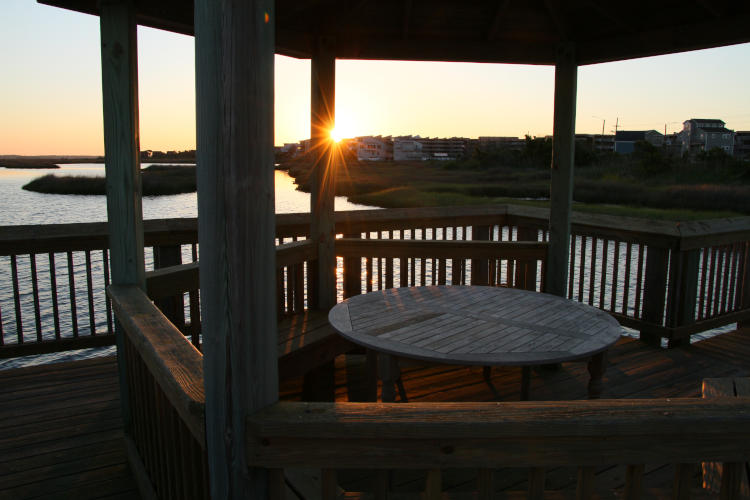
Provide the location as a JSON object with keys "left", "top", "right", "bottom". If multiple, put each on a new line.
{"left": 545, "top": 42, "right": 577, "bottom": 298}
{"left": 99, "top": 0, "right": 144, "bottom": 435}
{"left": 310, "top": 37, "right": 337, "bottom": 310}
{"left": 195, "top": 0, "right": 278, "bottom": 498}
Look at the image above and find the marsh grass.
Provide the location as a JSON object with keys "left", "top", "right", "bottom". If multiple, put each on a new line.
{"left": 281, "top": 149, "right": 750, "bottom": 218}
{"left": 23, "top": 164, "right": 196, "bottom": 196}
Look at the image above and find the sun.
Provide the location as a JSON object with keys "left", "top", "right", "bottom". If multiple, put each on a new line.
{"left": 329, "top": 127, "right": 344, "bottom": 143}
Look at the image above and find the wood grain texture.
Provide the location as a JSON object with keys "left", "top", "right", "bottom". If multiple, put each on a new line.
{"left": 99, "top": 0, "right": 145, "bottom": 290}
{"left": 194, "top": 2, "right": 278, "bottom": 498}
{"left": 108, "top": 285, "right": 205, "bottom": 445}
{"left": 329, "top": 286, "right": 620, "bottom": 366}
{"left": 310, "top": 38, "right": 337, "bottom": 310}
{"left": 247, "top": 399, "right": 750, "bottom": 469}
{"left": 545, "top": 42, "right": 577, "bottom": 298}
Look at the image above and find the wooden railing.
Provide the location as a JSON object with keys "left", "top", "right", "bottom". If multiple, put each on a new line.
{"left": 108, "top": 284, "right": 209, "bottom": 499}
{"left": 246, "top": 399, "right": 750, "bottom": 499}
{"left": 2, "top": 206, "right": 749, "bottom": 357}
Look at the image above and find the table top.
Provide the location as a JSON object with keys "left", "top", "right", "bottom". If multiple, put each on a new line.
{"left": 329, "top": 286, "right": 622, "bottom": 366}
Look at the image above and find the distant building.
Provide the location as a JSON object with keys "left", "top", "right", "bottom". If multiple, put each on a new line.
{"left": 393, "top": 137, "right": 426, "bottom": 161}
{"left": 614, "top": 130, "right": 663, "bottom": 154}
{"left": 575, "top": 134, "right": 614, "bottom": 153}
{"left": 415, "top": 137, "right": 467, "bottom": 160}
{"left": 357, "top": 136, "right": 393, "bottom": 161}
{"left": 734, "top": 131, "right": 750, "bottom": 160}
{"left": 680, "top": 118, "right": 734, "bottom": 156}
{"left": 475, "top": 136, "right": 526, "bottom": 151}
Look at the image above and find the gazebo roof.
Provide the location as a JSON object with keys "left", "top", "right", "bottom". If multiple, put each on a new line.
{"left": 39, "top": 0, "right": 750, "bottom": 65}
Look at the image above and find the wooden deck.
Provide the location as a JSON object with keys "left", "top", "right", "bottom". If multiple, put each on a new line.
{"left": 2, "top": 328, "right": 748, "bottom": 499}
{"left": 0, "top": 357, "right": 139, "bottom": 500}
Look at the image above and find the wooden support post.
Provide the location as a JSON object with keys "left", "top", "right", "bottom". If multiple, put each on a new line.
{"left": 153, "top": 245, "right": 184, "bottom": 329}
{"left": 516, "top": 226, "right": 539, "bottom": 291}
{"left": 343, "top": 232, "right": 361, "bottom": 298}
{"left": 310, "top": 38, "right": 337, "bottom": 311}
{"left": 195, "top": 1, "right": 278, "bottom": 498}
{"left": 545, "top": 43, "right": 577, "bottom": 298}
{"left": 471, "top": 225, "right": 490, "bottom": 285}
{"left": 99, "top": 0, "right": 144, "bottom": 435}
{"left": 665, "top": 249, "right": 699, "bottom": 347}
{"left": 641, "top": 246, "right": 670, "bottom": 346}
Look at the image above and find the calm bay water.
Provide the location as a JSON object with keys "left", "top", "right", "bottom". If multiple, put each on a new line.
{"left": 0, "top": 163, "right": 374, "bottom": 226}
{"left": 0, "top": 164, "right": 375, "bottom": 369}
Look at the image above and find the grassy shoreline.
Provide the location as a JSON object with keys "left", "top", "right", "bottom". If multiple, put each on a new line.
{"left": 281, "top": 153, "right": 749, "bottom": 221}
{"left": 22, "top": 165, "right": 196, "bottom": 196}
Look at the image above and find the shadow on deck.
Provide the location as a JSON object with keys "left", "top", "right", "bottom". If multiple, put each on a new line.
{"left": 2, "top": 328, "right": 748, "bottom": 499}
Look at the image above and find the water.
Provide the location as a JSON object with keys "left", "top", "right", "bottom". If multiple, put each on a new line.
{"left": 0, "top": 164, "right": 376, "bottom": 369}
{"left": 0, "top": 163, "right": 373, "bottom": 225}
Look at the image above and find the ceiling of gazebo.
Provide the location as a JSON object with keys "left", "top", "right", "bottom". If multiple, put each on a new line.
{"left": 40, "top": 0, "right": 750, "bottom": 65}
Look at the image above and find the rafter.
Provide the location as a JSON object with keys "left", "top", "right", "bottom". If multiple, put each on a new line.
{"left": 485, "top": 0, "right": 511, "bottom": 41}
{"left": 544, "top": 0, "right": 568, "bottom": 41}
{"left": 403, "top": 0, "right": 413, "bottom": 40}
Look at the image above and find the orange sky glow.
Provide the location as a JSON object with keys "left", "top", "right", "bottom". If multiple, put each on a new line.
{"left": 1, "top": 1, "right": 749, "bottom": 156}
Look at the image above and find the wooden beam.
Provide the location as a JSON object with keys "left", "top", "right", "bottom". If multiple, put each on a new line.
{"left": 310, "top": 38, "right": 337, "bottom": 310}
{"left": 99, "top": 0, "right": 143, "bottom": 436}
{"left": 247, "top": 400, "right": 750, "bottom": 469}
{"left": 403, "top": 0, "right": 412, "bottom": 40}
{"left": 100, "top": 0, "right": 144, "bottom": 290}
{"left": 486, "top": 0, "right": 511, "bottom": 41}
{"left": 543, "top": 0, "right": 568, "bottom": 41}
{"left": 195, "top": 0, "right": 278, "bottom": 498}
{"left": 545, "top": 43, "right": 577, "bottom": 297}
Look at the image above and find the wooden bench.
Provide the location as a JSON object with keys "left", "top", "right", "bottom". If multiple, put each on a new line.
{"left": 145, "top": 264, "right": 355, "bottom": 399}
{"left": 702, "top": 376, "right": 750, "bottom": 498}
{"left": 277, "top": 309, "right": 356, "bottom": 381}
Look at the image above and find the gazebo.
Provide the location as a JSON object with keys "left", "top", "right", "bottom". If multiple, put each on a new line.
{"left": 35, "top": 1, "right": 750, "bottom": 498}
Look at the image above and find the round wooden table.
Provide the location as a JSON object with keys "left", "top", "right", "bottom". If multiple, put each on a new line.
{"left": 328, "top": 285, "right": 622, "bottom": 401}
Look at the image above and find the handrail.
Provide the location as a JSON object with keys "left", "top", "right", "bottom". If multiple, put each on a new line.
{"left": 247, "top": 399, "right": 750, "bottom": 468}
{"left": 336, "top": 238, "right": 547, "bottom": 260}
{"left": 107, "top": 284, "right": 206, "bottom": 446}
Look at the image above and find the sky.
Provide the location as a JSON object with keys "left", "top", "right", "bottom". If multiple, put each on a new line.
{"left": 2, "top": 0, "right": 750, "bottom": 155}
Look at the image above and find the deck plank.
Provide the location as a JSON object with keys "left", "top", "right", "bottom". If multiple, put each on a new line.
{"left": 0, "top": 356, "right": 138, "bottom": 500}
{"left": 2, "top": 329, "right": 748, "bottom": 499}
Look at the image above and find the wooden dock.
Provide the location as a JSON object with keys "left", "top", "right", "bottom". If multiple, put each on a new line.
{"left": 2, "top": 329, "right": 749, "bottom": 499}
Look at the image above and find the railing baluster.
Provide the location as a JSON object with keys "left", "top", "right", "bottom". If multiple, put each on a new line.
{"left": 11, "top": 255, "right": 24, "bottom": 343}
{"left": 322, "top": 469, "right": 337, "bottom": 500}
{"left": 399, "top": 230, "right": 407, "bottom": 288}
{"left": 420, "top": 228, "right": 427, "bottom": 285}
{"left": 528, "top": 467, "right": 545, "bottom": 500}
{"left": 599, "top": 239, "right": 609, "bottom": 309}
{"left": 610, "top": 242, "right": 620, "bottom": 312}
{"left": 720, "top": 245, "right": 732, "bottom": 315}
{"left": 49, "top": 254, "right": 63, "bottom": 340}
{"left": 706, "top": 247, "right": 718, "bottom": 318}
{"left": 409, "top": 229, "right": 416, "bottom": 286}
{"left": 622, "top": 242, "right": 632, "bottom": 315}
{"left": 588, "top": 239, "right": 597, "bottom": 305}
{"left": 698, "top": 247, "right": 709, "bottom": 320}
{"left": 385, "top": 230, "right": 394, "bottom": 289}
{"left": 672, "top": 463, "right": 694, "bottom": 500}
{"left": 478, "top": 468, "right": 494, "bottom": 500}
{"left": 67, "top": 251, "right": 78, "bottom": 337}
{"left": 102, "top": 249, "right": 113, "bottom": 335}
{"left": 85, "top": 250, "right": 96, "bottom": 335}
{"left": 568, "top": 235, "right": 576, "bottom": 299}
{"left": 727, "top": 243, "right": 740, "bottom": 312}
{"left": 634, "top": 245, "right": 645, "bottom": 320}
{"left": 576, "top": 466, "right": 595, "bottom": 499}
{"left": 578, "top": 235, "right": 587, "bottom": 302}
{"left": 425, "top": 468, "right": 442, "bottom": 500}
{"left": 30, "top": 253, "right": 42, "bottom": 342}
{"left": 624, "top": 464, "right": 644, "bottom": 500}
{"left": 366, "top": 232, "right": 373, "bottom": 293}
